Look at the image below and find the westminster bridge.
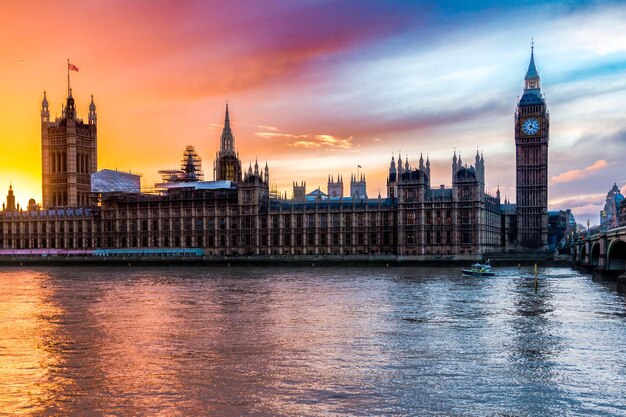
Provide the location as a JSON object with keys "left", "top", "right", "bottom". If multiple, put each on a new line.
{"left": 571, "top": 225, "right": 626, "bottom": 286}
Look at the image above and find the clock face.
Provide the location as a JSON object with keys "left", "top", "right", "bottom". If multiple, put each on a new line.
{"left": 522, "top": 118, "right": 540, "bottom": 136}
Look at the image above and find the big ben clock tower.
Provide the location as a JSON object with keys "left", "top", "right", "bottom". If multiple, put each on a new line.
{"left": 515, "top": 43, "right": 549, "bottom": 250}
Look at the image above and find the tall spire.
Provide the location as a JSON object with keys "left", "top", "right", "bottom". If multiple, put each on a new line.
{"left": 525, "top": 40, "right": 538, "bottom": 79}
{"left": 524, "top": 40, "right": 540, "bottom": 90}
{"left": 224, "top": 101, "right": 231, "bottom": 130}
{"left": 220, "top": 102, "right": 235, "bottom": 152}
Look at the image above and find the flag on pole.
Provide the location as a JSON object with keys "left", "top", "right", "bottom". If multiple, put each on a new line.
{"left": 68, "top": 62, "right": 79, "bottom": 72}
{"left": 358, "top": 165, "right": 362, "bottom": 168}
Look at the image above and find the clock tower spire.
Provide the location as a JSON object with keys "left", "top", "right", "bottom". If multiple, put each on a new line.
{"left": 524, "top": 40, "right": 540, "bottom": 90}
{"left": 514, "top": 42, "right": 549, "bottom": 251}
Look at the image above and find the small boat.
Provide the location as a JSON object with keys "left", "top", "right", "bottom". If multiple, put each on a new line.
{"left": 462, "top": 261, "right": 496, "bottom": 276}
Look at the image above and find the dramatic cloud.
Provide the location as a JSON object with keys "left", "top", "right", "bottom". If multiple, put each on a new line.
{"left": 551, "top": 160, "right": 610, "bottom": 184}
{"left": 255, "top": 129, "right": 354, "bottom": 150}
{"left": 256, "top": 125, "right": 279, "bottom": 132}
{"left": 288, "top": 134, "right": 355, "bottom": 150}
{"left": 550, "top": 193, "right": 606, "bottom": 210}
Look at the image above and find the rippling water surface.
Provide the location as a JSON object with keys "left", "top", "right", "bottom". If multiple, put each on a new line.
{"left": 0, "top": 266, "right": 625, "bottom": 416}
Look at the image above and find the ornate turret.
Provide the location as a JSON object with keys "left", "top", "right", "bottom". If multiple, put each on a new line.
{"left": 88, "top": 94, "right": 97, "bottom": 125}
{"left": 389, "top": 156, "right": 396, "bottom": 177}
{"left": 5, "top": 184, "right": 16, "bottom": 211}
{"left": 214, "top": 103, "right": 242, "bottom": 182}
{"left": 350, "top": 172, "right": 367, "bottom": 200}
{"left": 41, "top": 91, "right": 49, "bottom": 122}
{"left": 65, "top": 88, "right": 76, "bottom": 119}
{"left": 293, "top": 181, "right": 306, "bottom": 201}
{"left": 327, "top": 173, "right": 344, "bottom": 199}
{"left": 452, "top": 150, "right": 458, "bottom": 179}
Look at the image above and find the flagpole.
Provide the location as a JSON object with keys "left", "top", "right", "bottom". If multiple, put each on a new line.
{"left": 67, "top": 58, "right": 70, "bottom": 97}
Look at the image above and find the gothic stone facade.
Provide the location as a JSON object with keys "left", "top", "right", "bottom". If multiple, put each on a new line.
{"left": 41, "top": 90, "right": 97, "bottom": 208}
{"left": 0, "top": 172, "right": 500, "bottom": 259}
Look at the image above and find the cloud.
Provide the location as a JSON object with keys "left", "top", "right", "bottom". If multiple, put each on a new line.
{"left": 256, "top": 125, "right": 279, "bottom": 132}
{"left": 289, "top": 134, "right": 354, "bottom": 150}
{"left": 550, "top": 193, "right": 605, "bottom": 210}
{"left": 550, "top": 160, "right": 610, "bottom": 184}
{"left": 255, "top": 127, "right": 355, "bottom": 150}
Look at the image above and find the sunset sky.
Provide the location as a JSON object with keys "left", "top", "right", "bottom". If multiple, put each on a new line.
{"left": 1, "top": 0, "right": 625, "bottom": 224}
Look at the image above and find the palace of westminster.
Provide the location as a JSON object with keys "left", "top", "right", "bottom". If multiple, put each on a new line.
{"left": 0, "top": 48, "right": 558, "bottom": 258}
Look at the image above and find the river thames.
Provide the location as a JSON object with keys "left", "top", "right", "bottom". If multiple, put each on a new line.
{"left": 0, "top": 266, "right": 624, "bottom": 416}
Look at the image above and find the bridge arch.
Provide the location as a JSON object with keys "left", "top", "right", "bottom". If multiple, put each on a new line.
{"left": 590, "top": 242, "right": 600, "bottom": 267}
{"left": 607, "top": 239, "right": 626, "bottom": 272}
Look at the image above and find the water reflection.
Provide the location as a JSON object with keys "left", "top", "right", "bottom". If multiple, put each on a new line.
{"left": 0, "top": 271, "right": 60, "bottom": 415}
{"left": 0, "top": 266, "right": 625, "bottom": 416}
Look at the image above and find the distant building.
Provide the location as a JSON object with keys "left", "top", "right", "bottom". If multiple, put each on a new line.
{"left": 350, "top": 174, "right": 367, "bottom": 200}
{"left": 306, "top": 188, "right": 328, "bottom": 202}
{"left": 600, "top": 183, "right": 623, "bottom": 230}
{"left": 620, "top": 199, "right": 626, "bottom": 227}
{"left": 500, "top": 198, "right": 517, "bottom": 253}
{"left": 548, "top": 209, "right": 576, "bottom": 251}
{"left": 293, "top": 181, "right": 306, "bottom": 201}
{"left": 41, "top": 89, "right": 97, "bottom": 208}
{"left": 91, "top": 169, "right": 141, "bottom": 194}
{"left": 327, "top": 175, "right": 343, "bottom": 199}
